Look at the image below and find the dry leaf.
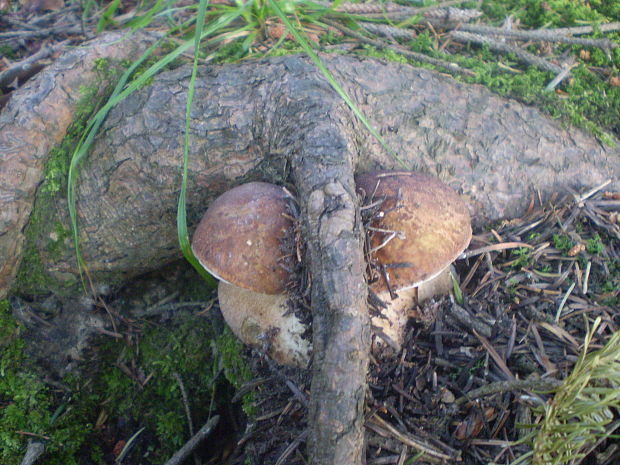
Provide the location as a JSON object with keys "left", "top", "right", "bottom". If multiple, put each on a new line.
{"left": 20, "top": 0, "right": 63, "bottom": 12}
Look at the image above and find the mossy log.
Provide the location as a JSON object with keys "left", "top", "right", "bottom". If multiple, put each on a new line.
{"left": 1, "top": 32, "right": 619, "bottom": 465}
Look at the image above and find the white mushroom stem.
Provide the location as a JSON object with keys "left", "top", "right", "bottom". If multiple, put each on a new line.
{"left": 218, "top": 267, "right": 455, "bottom": 366}
{"left": 372, "top": 267, "right": 454, "bottom": 350}
{"left": 218, "top": 282, "right": 311, "bottom": 368}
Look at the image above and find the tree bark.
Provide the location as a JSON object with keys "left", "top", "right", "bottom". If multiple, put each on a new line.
{"left": 2, "top": 50, "right": 617, "bottom": 299}
{"left": 1, "top": 33, "right": 619, "bottom": 465}
{"left": 0, "top": 31, "right": 155, "bottom": 298}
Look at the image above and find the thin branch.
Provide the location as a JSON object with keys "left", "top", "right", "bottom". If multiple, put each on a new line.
{"left": 322, "top": 19, "right": 475, "bottom": 77}
{"left": 163, "top": 415, "right": 220, "bottom": 465}
{"left": 455, "top": 378, "right": 562, "bottom": 406}
{"left": 0, "top": 24, "right": 83, "bottom": 40}
{"left": 0, "top": 41, "right": 69, "bottom": 88}
{"left": 458, "top": 24, "right": 618, "bottom": 49}
{"left": 368, "top": 414, "right": 459, "bottom": 462}
{"left": 552, "top": 21, "right": 620, "bottom": 36}
{"left": 20, "top": 440, "right": 45, "bottom": 465}
{"left": 450, "top": 30, "right": 564, "bottom": 74}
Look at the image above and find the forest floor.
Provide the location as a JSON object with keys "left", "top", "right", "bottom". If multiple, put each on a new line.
{"left": 0, "top": 0, "right": 619, "bottom": 464}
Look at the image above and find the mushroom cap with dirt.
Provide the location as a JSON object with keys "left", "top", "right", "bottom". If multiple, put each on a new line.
{"left": 192, "top": 182, "right": 310, "bottom": 367}
{"left": 356, "top": 171, "right": 472, "bottom": 349}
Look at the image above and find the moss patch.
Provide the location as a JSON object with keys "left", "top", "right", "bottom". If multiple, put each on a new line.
{"left": 13, "top": 60, "right": 125, "bottom": 296}
{"left": 353, "top": 0, "right": 620, "bottom": 143}
{"left": 0, "top": 291, "right": 252, "bottom": 464}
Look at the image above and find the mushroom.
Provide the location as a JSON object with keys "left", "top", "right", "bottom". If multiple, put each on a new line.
{"left": 192, "top": 182, "right": 311, "bottom": 367}
{"left": 356, "top": 171, "right": 472, "bottom": 350}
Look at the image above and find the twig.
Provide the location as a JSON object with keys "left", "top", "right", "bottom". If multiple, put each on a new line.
{"left": 173, "top": 371, "right": 199, "bottom": 465}
{"left": 545, "top": 61, "right": 577, "bottom": 91}
{"left": 458, "top": 24, "right": 618, "bottom": 49}
{"left": 0, "top": 24, "right": 83, "bottom": 40}
{"left": 446, "top": 301, "right": 493, "bottom": 338}
{"left": 551, "top": 21, "right": 620, "bottom": 36}
{"left": 455, "top": 378, "right": 561, "bottom": 406}
{"left": 459, "top": 242, "right": 533, "bottom": 260}
{"left": 322, "top": 19, "right": 476, "bottom": 77}
{"left": 450, "top": 30, "right": 564, "bottom": 74}
{"left": 360, "top": 23, "right": 415, "bottom": 41}
{"left": 573, "top": 179, "right": 612, "bottom": 204}
{"left": 334, "top": 0, "right": 468, "bottom": 20}
{"left": 163, "top": 416, "right": 220, "bottom": 465}
{"left": 368, "top": 414, "right": 459, "bottom": 462}
{"left": 473, "top": 329, "right": 516, "bottom": 380}
{"left": 422, "top": 7, "right": 483, "bottom": 28}
{"left": 275, "top": 430, "right": 309, "bottom": 465}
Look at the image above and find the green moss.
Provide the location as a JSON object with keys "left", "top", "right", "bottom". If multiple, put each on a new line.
{"left": 13, "top": 61, "right": 125, "bottom": 296}
{"left": 553, "top": 234, "right": 575, "bottom": 254}
{"left": 0, "top": 45, "right": 16, "bottom": 59}
{"left": 351, "top": 0, "right": 620, "bottom": 142}
{"left": 586, "top": 233, "right": 605, "bottom": 255}
{"left": 215, "top": 328, "right": 256, "bottom": 417}
{"left": 1, "top": 294, "right": 253, "bottom": 464}
{"left": 510, "top": 247, "right": 533, "bottom": 269}
{"left": 0, "top": 300, "right": 93, "bottom": 465}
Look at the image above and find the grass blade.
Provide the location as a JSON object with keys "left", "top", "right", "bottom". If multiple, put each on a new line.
{"left": 268, "top": 0, "right": 410, "bottom": 169}
{"left": 178, "top": 0, "right": 217, "bottom": 287}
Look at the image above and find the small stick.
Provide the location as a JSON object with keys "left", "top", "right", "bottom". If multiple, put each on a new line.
{"left": 459, "top": 242, "right": 533, "bottom": 260}
{"left": 163, "top": 416, "right": 220, "bottom": 465}
{"left": 368, "top": 414, "right": 458, "bottom": 462}
{"left": 582, "top": 261, "right": 591, "bottom": 295}
{"left": 20, "top": 440, "right": 45, "bottom": 465}
{"left": 0, "top": 41, "right": 68, "bottom": 89}
{"left": 322, "top": 19, "right": 475, "bottom": 77}
{"left": 552, "top": 21, "right": 620, "bottom": 36}
{"left": 555, "top": 282, "right": 576, "bottom": 322}
{"left": 545, "top": 61, "right": 577, "bottom": 91}
{"left": 458, "top": 24, "right": 618, "bottom": 49}
{"left": 450, "top": 30, "right": 564, "bottom": 74}
{"left": 0, "top": 24, "right": 83, "bottom": 40}
{"left": 275, "top": 430, "right": 308, "bottom": 465}
{"left": 573, "top": 179, "right": 612, "bottom": 204}
{"left": 173, "top": 372, "right": 195, "bottom": 437}
{"left": 455, "top": 378, "right": 562, "bottom": 405}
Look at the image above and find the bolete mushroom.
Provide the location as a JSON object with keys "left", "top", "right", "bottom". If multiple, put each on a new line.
{"left": 192, "top": 182, "right": 312, "bottom": 367}
{"left": 356, "top": 171, "right": 472, "bottom": 349}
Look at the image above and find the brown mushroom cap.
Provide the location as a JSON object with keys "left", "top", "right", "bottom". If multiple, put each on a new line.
{"left": 192, "top": 182, "right": 293, "bottom": 295}
{"left": 356, "top": 171, "right": 472, "bottom": 294}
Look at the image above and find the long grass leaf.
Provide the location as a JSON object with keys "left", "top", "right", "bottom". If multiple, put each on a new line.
{"left": 178, "top": 0, "right": 217, "bottom": 287}
{"left": 267, "top": 0, "right": 410, "bottom": 169}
